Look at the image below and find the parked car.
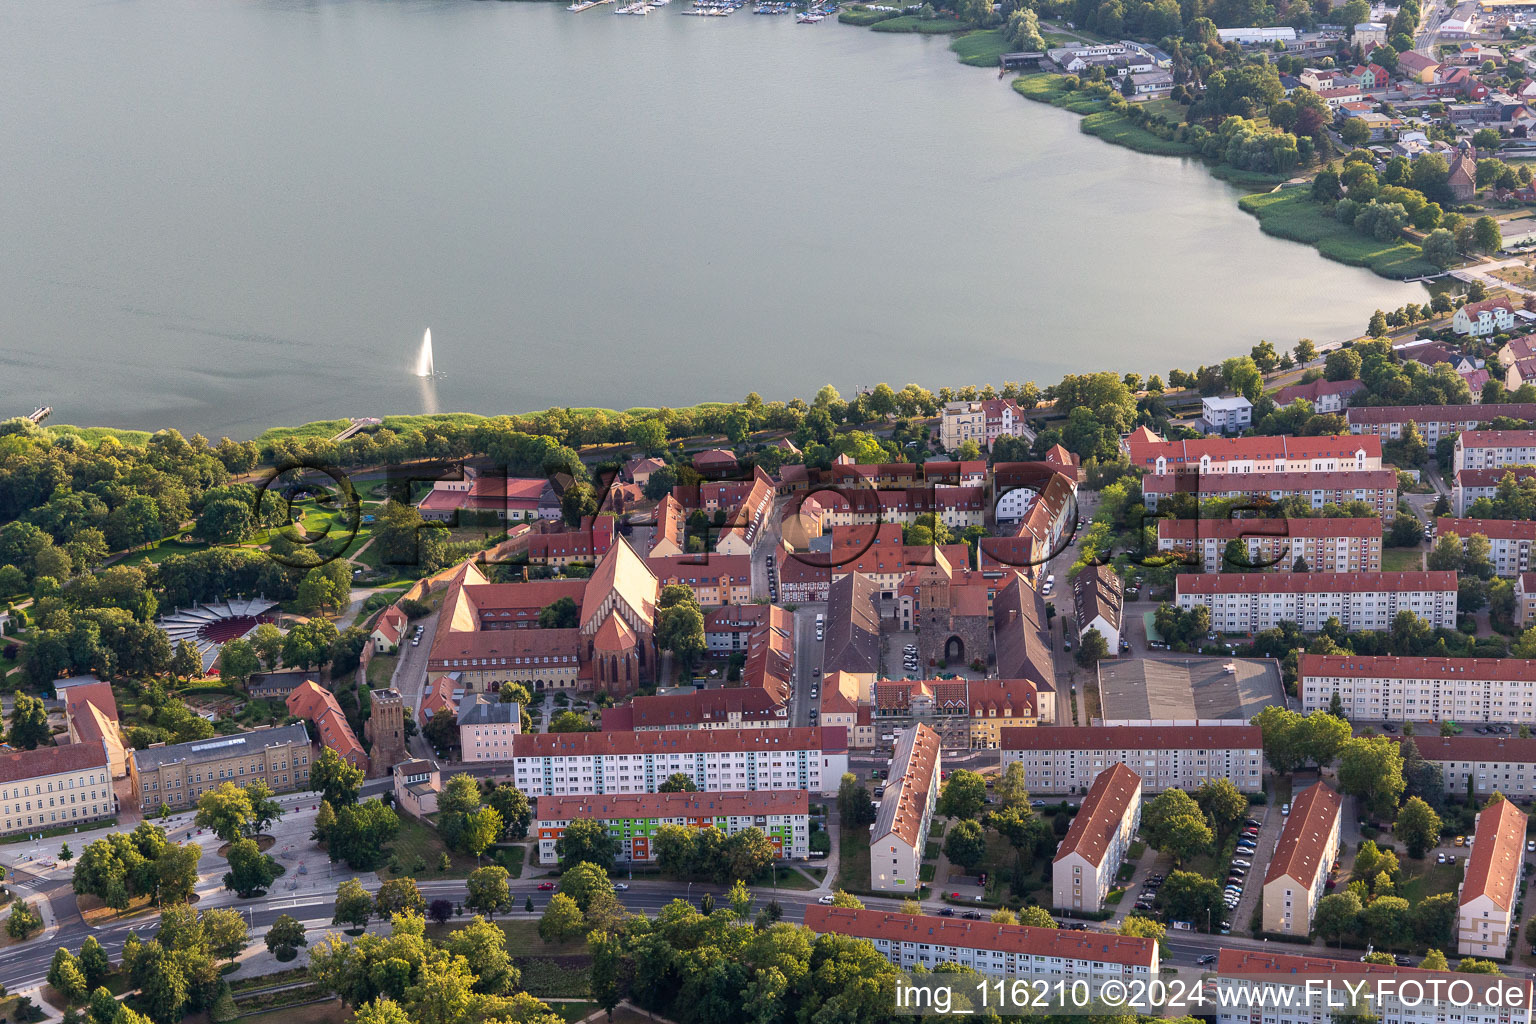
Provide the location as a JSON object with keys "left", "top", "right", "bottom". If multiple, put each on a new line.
{"left": 614, "top": 883, "right": 629, "bottom": 891}
{"left": 1281, "top": 803, "right": 1291, "bottom": 815}
{"left": 963, "top": 911, "right": 982, "bottom": 920}
{"left": 818, "top": 895, "right": 835, "bottom": 904}
{"left": 538, "top": 882, "right": 556, "bottom": 891}
{"left": 938, "top": 907, "right": 955, "bottom": 916}
{"left": 1198, "top": 955, "right": 1218, "bottom": 966}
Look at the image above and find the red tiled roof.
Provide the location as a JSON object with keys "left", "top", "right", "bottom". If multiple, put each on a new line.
{"left": 610, "top": 688, "right": 784, "bottom": 728}
{"left": 1157, "top": 517, "right": 1381, "bottom": 541}
{"left": 1141, "top": 469, "right": 1398, "bottom": 494}
{"left": 1175, "top": 571, "right": 1455, "bottom": 595}
{"left": 1054, "top": 763, "right": 1140, "bottom": 869}
{"left": 874, "top": 724, "right": 941, "bottom": 848}
{"left": 1215, "top": 949, "right": 1530, "bottom": 1002}
{"left": 1408, "top": 735, "right": 1536, "bottom": 762}
{"left": 1302, "top": 652, "right": 1536, "bottom": 683}
{"left": 0, "top": 742, "right": 109, "bottom": 784}
{"left": 1462, "top": 797, "right": 1526, "bottom": 910}
{"left": 1458, "top": 429, "right": 1536, "bottom": 448}
{"left": 1347, "top": 403, "right": 1536, "bottom": 425}
{"left": 1437, "top": 516, "right": 1536, "bottom": 540}
{"left": 1274, "top": 378, "right": 1365, "bottom": 406}
{"left": 1455, "top": 466, "right": 1536, "bottom": 488}
{"left": 373, "top": 605, "right": 409, "bottom": 646}
{"left": 803, "top": 906, "right": 1157, "bottom": 969}
{"left": 536, "top": 789, "right": 808, "bottom": 823}
{"left": 512, "top": 725, "right": 846, "bottom": 758}
{"left": 1001, "top": 724, "right": 1260, "bottom": 752}
{"left": 1128, "top": 434, "right": 1380, "bottom": 467}
{"left": 1264, "top": 781, "right": 1341, "bottom": 887}
{"left": 417, "top": 476, "right": 546, "bottom": 512}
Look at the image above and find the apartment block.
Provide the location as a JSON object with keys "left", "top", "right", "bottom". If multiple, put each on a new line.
{"left": 1156, "top": 517, "right": 1382, "bottom": 573}
{"left": 1125, "top": 433, "right": 1382, "bottom": 476}
{"left": 128, "top": 724, "right": 312, "bottom": 812}
{"left": 1407, "top": 735, "right": 1536, "bottom": 798}
{"left": 1300, "top": 653, "right": 1536, "bottom": 724}
{"left": 1053, "top": 763, "right": 1141, "bottom": 914}
{"left": 508, "top": 726, "right": 849, "bottom": 797}
{"left": 458, "top": 692, "right": 523, "bottom": 762}
{"left": 1141, "top": 469, "right": 1398, "bottom": 514}
{"left": 0, "top": 742, "right": 114, "bottom": 836}
{"left": 1347, "top": 403, "right": 1536, "bottom": 444}
{"left": 1454, "top": 429, "right": 1536, "bottom": 473}
{"left": 600, "top": 688, "right": 789, "bottom": 732}
{"left": 1215, "top": 950, "right": 1532, "bottom": 1024}
{"left": 804, "top": 905, "right": 1159, "bottom": 978}
{"left": 1261, "top": 781, "right": 1341, "bottom": 936}
{"left": 939, "top": 398, "right": 1028, "bottom": 451}
{"left": 1438, "top": 517, "right": 1536, "bottom": 577}
{"left": 1454, "top": 467, "right": 1536, "bottom": 515}
{"left": 1000, "top": 725, "right": 1263, "bottom": 795}
{"left": 1174, "top": 571, "right": 1457, "bottom": 633}
{"left": 534, "top": 789, "right": 809, "bottom": 865}
{"left": 1459, "top": 797, "right": 1527, "bottom": 957}
{"left": 870, "top": 724, "right": 940, "bottom": 893}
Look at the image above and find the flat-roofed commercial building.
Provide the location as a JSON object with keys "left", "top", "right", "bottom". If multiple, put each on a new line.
{"left": 128, "top": 724, "right": 312, "bottom": 811}
{"left": 1459, "top": 797, "right": 1527, "bottom": 956}
{"left": 1262, "top": 781, "right": 1342, "bottom": 935}
{"left": 870, "top": 724, "right": 940, "bottom": 893}
{"left": 1175, "top": 571, "right": 1457, "bottom": 633}
{"left": 1053, "top": 763, "right": 1141, "bottom": 913}
{"left": 0, "top": 742, "right": 114, "bottom": 835}
{"left": 1001, "top": 725, "right": 1263, "bottom": 795}
{"left": 1300, "top": 653, "right": 1536, "bottom": 724}
{"left": 509, "top": 726, "right": 849, "bottom": 797}
{"left": 534, "top": 790, "right": 809, "bottom": 865}
{"left": 804, "top": 905, "right": 1159, "bottom": 978}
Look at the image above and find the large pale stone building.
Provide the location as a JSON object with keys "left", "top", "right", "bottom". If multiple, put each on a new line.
{"left": 128, "top": 724, "right": 312, "bottom": 812}
{"left": 0, "top": 742, "right": 114, "bottom": 836}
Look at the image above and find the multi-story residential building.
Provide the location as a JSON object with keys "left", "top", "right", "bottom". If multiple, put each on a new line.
{"left": 1301, "top": 653, "right": 1536, "bottom": 724}
{"left": 867, "top": 677, "right": 1046, "bottom": 748}
{"left": 703, "top": 603, "right": 774, "bottom": 652}
{"left": 1459, "top": 796, "right": 1526, "bottom": 957}
{"left": 1455, "top": 429, "right": 1536, "bottom": 472}
{"left": 1053, "top": 763, "right": 1141, "bottom": 913}
{"left": 1274, "top": 378, "right": 1365, "bottom": 413}
{"left": 1215, "top": 949, "right": 1534, "bottom": 1024}
{"left": 128, "top": 724, "right": 311, "bottom": 812}
{"left": 286, "top": 680, "right": 366, "bottom": 772}
{"left": 939, "top": 398, "right": 1028, "bottom": 452}
{"left": 416, "top": 467, "right": 552, "bottom": 522}
{"left": 967, "top": 678, "right": 1049, "bottom": 742}
{"left": 600, "top": 688, "right": 789, "bottom": 731}
{"left": 1000, "top": 725, "right": 1264, "bottom": 795}
{"left": 457, "top": 692, "right": 523, "bottom": 762}
{"left": 1141, "top": 468, "right": 1398, "bottom": 513}
{"left": 1156, "top": 516, "right": 1382, "bottom": 573}
{"left": 644, "top": 554, "right": 753, "bottom": 607}
{"left": 792, "top": 524, "right": 972, "bottom": 601}
{"left": 1453, "top": 466, "right": 1536, "bottom": 515}
{"left": 812, "top": 486, "right": 987, "bottom": 532}
{"left": 1347, "top": 403, "right": 1536, "bottom": 444}
{"left": 1518, "top": 572, "right": 1536, "bottom": 628}
{"left": 1454, "top": 295, "right": 1518, "bottom": 336}
{"left": 871, "top": 724, "right": 941, "bottom": 893}
{"left": 1072, "top": 564, "right": 1123, "bottom": 649}
{"left": 1408, "top": 735, "right": 1536, "bottom": 797}
{"left": 1261, "top": 781, "right": 1341, "bottom": 936}
{"left": 527, "top": 516, "right": 616, "bottom": 567}
{"left": 1125, "top": 433, "right": 1382, "bottom": 477}
{"left": 1201, "top": 396, "right": 1252, "bottom": 433}
{"left": 0, "top": 742, "right": 114, "bottom": 836}
{"left": 534, "top": 789, "right": 809, "bottom": 865}
{"left": 1438, "top": 517, "right": 1536, "bottom": 577}
{"left": 1174, "top": 571, "right": 1458, "bottom": 633}
{"left": 393, "top": 758, "right": 441, "bottom": 817}
{"left": 508, "top": 726, "right": 849, "bottom": 796}
{"left": 805, "top": 905, "right": 1159, "bottom": 978}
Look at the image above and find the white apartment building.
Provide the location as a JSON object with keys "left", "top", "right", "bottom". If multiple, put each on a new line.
{"left": 1156, "top": 517, "right": 1382, "bottom": 573}
{"left": 1347, "top": 403, "right": 1536, "bottom": 444}
{"left": 1409, "top": 735, "right": 1536, "bottom": 798}
{"left": 0, "top": 741, "right": 114, "bottom": 835}
{"left": 1439, "top": 517, "right": 1536, "bottom": 578}
{"left": 1455, "top": 429, "right": 1536, "bottom": 472}
{"left": 1454, "top": 467, "right": 1536, "bottom": 515}
{"left": 1301, "top": 653, "right": 1536, "bottom": 724}
{"left": 533, "top": 790, "right": 810, "bottom": 865}
{"left": 1261, "top": 781, "right": 1341, "bottom": 936}
{"left": 1000, "top": 725, "right": 1264, "bottom": 795}
{"left": 1140, "top": 469, "right": 1397, "bottom": 513}
{"left": 1174, "top": 571, "right": 1457, "bottom": 633}
{"left": 1201, "top": 396, "right": 1253, "bottom": 433}
{"left": 804, "top": 905, "right": 1159, "bottom": 978}
{"left": 870, "top": 724, "right": 940, "bottom": 893}
{"left": 1215, "top": 950, "right": 1533, "bottom": 1024}
{"left": 1459, "top": 797, "right": 1526, "bottom": 957}
{"left": 508, "top": 726, "right": 849, "bottom": 797}
{"left": 1453, "top": 296, "right": 1518, "bottom": 337}
{"left": 457, "top": 692, "right": 522, "bottom": 762}
{"left": 938, "top": 398, "right": 1027, "bottom": 452}
{"left": 1125, "top": 433, "right": 1382, "bottom": 477}
{"left": 1053, "top": 763, "right": 1141, "bottom": 913}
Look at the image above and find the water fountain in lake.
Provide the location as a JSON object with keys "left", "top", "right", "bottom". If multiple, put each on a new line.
{"left": 415, "top": 328, "right": 435, "bottom": 377}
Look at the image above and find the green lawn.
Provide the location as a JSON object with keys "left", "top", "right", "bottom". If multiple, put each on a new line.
{"left": 1398, "top": 858, "right": 1463, "bottom": 906}
{"left": 1080, "top": 110, "right": 1196, "bottom": 157}
{"left": 367, "top": 652, "right": 399, "bottom": 689}
{"left": 870, "top": 13, "right": 973, "bottom": 32}
{"left": 1238, "top": 190, "right": 1441, "bottom": 280}
{"left": 554, "top": 1002, "right": 598, "bottom": 1022}
{"left": 1382, "top": 547, "right": 1424, "bottom": 571}
{"left": 228, "top": 1000, "right": 352, "bottom": 1024}
{"left": 381, "top": 814, "right": 483, "bottom": 879}
{"left": 838, "top": 5, "right": 898, "bottom": 24}
{"left": 836, "top": 825, "right": 872, "bottom": 893}
{"left": 949, "top": 29, "right": 1008, "bottom": 66}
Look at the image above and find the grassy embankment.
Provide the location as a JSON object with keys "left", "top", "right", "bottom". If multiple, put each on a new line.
{"left": 1238, "top": 189, "right": 1441, "bottom": 280}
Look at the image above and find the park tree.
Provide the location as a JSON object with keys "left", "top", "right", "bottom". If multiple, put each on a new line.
{"left": 49, "top": 948, "right": 89, "bottom": 1003}
{"left": 374, "top": 877, "right": 425, "bottom": 918}
{"left": 332, "top": 878, "right": 372, "bottom": 929}
{"left": 223, "top": 838, "right": 280, "bottom": 897}
{"left": 1159, "top": 872, "right": 1224, "bottom": 930}
{"left": 943, "top": 819, "right": 988, "bottom": 873}
{"left": 658, "top": 773, "right": 698, "bottom": 793}
{"left": 484, "top": 784, "right": 532, "bottom": 841}
{"left": 217, "top": 639, "right": 260, "bottom": 688}
{"left": 8, "top": 693, "right": 50, "bottom": 750}
{"left": 202, "top": 907, "right": 250, "bottom": 961}
{"left": 1395, "top": 797, "right": 1443, "bottom": 858}
{"left": 466, "top": 865, "right": 513, "bottom": 916}
{"left": 78, "top": 935, "right": 111, "bottom": 989}
{"left": 7, "top": 900, "right": 40, "bottom": 939}
{"left": 1474, "top": 215, "right": 1503, "bottom": 253}
{"left": 936, "top": 770, "right": 988, "bottom": 820}
{"left": 539, "top": 893, "right": 586, "bottom": 944}
{"left": 557, "top": 818, "right": 618, "bottom": 871}
{"left": 1338, "top": 735, "right": 1407, "bottom": 817}
{"left": 1195, "top": 778, "right": 1248, "bottom": 833}
{"left": 326, "top": 801, "right": 400, "bottom": 871}
{"left": 1143, "top": 789, "right": 1213, "bottom": 864}
{"left": 265, "top": 914, "right": 307, "bottom": 962}
{"left": 309, "top": 747, "right": 365, "bottom": 807}
{"left": 1314, "top": 891, "right": 1361, "bottom": 946}
{"left": 993, "top": 761, "right": 1029, "bottom": 811}
{"left": 195, "top": 783, "right": 255, "bottom": 843}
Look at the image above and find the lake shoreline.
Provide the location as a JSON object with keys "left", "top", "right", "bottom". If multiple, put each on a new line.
{"left": 843, "top": 14, "right": 1434, "bottom": 281}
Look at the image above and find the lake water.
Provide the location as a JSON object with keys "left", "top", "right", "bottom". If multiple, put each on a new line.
{"left": 0, "top": 0, "right": 1418, "bottom": 439}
